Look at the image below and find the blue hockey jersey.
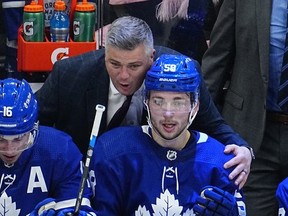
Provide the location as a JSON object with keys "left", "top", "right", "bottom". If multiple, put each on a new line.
{"left": 276, "top": 177, "right": 288, "bottom": 216}
{"left": 90, "top": 125, "right": 246, "bottom": 216}
{"left": 0, "top": 125, "right": 93, "bottom": 216}
{"left": 2, "top": 0, "right": 26, "bottom": 41}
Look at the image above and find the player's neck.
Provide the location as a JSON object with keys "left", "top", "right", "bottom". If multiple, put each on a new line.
{"left": 152, "top": 129, "right": 190, "bottom": 151}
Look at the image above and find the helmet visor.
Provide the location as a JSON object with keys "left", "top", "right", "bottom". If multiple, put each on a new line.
{"left": 149, "top": 97, "right": 193, "bottom": 113}
{"left": 0, "top": 130, "right": 37, "bottom": 153}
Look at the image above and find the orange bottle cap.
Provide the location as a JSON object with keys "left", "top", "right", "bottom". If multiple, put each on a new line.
{"left": 24, "top": 0, "right": 43, "bottom": 12}
{"left": 54, "top": 0, "right": 66, "bottom": 11}
{"left": 75, "top": 0, "right": 95, "bottom": 12}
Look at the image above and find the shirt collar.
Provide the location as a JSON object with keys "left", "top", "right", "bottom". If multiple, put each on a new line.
{"left": 109, "top": 79, "right": 120, "bottom": 96}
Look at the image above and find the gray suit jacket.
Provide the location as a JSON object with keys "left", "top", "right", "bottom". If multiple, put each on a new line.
{"left": 202, "top": 0, "right": 272, "bottom": 152}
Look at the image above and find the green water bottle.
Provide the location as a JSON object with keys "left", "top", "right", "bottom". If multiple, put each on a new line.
{"left": 73, "top": 0, "right": 96, "bottom": 42}
{"left": 23, "top": 0, "right": 44, "bottom": 42}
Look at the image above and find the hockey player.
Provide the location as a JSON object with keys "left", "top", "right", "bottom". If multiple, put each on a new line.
{"left": 1, "top": 0, "right": 25, "bottom": 76}
{"left": 89, "top": 54, "right": 247, "bottom": 215}
{"left": 0, "top": 78, "right": 95, "bottom": 216}
{"left": 276, "top": 177, "right": 288, "bottom": 216}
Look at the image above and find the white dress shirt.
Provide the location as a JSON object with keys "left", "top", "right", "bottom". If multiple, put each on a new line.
{"left": 107, "top": 79, "right": 144, "bottom": 126}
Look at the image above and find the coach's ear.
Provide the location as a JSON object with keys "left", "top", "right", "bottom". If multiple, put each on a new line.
{"left": 149, "top": 48, "right": 156, "bottom": 65}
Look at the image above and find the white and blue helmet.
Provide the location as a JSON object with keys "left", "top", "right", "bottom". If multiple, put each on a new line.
{"left": 145, "top": 54, "right": 200, "bottom": 102}
{"left": 144, "top": 54, "right": 201, "bottom": 128}
{"left": 0, "top": 78, "right": 38, "bottom": 135}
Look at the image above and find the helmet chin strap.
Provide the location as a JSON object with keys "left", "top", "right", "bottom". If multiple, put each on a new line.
{"left": 23, "top": 121, "right": 39, "bottom": 151}
{"left": 144, "top": 100, "right": 153, "bottom": 130}
{"left": 187, "top": 103, "right": 198, "bottom": 128}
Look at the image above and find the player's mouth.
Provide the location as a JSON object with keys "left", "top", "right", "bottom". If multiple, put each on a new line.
{"left": 2, "top": 154, "right": 18, "bottom": 163}
{"left": 162, "top": 123, "right": 176, "bottom": 133}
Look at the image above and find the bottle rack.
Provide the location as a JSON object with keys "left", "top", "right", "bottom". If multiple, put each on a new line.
{"left": 17, "top": 0, "right": 99, "bottom": 72}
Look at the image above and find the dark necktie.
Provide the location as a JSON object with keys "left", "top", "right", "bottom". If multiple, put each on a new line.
{"left": 107, "top": 95, "right": 133, "bottom": 130}
{"left": 278, "top": 14, "right": 288, "bottom": 112}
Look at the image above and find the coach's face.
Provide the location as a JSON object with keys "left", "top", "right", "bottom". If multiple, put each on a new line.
{"left": 105, "top": 44, "right": 155, "bottom": 96}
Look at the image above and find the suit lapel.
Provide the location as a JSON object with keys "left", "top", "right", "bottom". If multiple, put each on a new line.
{"left": 86, "top": 58, "right": 110, "bottom": 135}
{"left": 256, "top": 0, "right": 272, "bottom": 79}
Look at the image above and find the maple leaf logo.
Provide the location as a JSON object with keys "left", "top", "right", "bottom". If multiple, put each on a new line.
{"left": 0, "top": 192, "right": 21, "bottom": 215}
{"left": 135, "top": 189, "right": 196, "bottom": 216}
{"left": 182, "top": 209, "right": 196, "bottom": 216}
{"left": 152, "top": 189, "right": 183, "bottom": 216}
{"left": 135, "top": 206, "right": 150, "bottom": 216}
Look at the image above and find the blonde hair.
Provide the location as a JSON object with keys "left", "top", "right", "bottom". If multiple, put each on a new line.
{"left": 156, "top": 0, "right": 221, "bottom": 22}
{"left": 155, "top": 0, "right": 189, "bottom": 22}
{"left": 212, "top": 0, "right": 220, "bottom": 5}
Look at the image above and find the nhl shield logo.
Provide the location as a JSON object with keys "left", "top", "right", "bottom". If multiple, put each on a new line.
{"left": 166, "top": 150, "right": 177, "bottom": 161}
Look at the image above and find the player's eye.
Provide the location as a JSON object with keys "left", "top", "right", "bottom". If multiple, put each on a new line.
{"left": 152, "top": 98, "right": 163, "bottom": 107}
{"left": 172, "top": 100, "right": 187, "bottom": 109}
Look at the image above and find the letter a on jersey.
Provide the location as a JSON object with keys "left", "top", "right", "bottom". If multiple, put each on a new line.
{"left": 27, "top": 166, "right": 48, "bottom": 193}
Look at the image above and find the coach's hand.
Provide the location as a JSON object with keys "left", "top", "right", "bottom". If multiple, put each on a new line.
{"left": 193, "top": 186, "right": 238, "bottom": 216}
{"left": 223, "top": 145, "right": 252, "bottom": 188}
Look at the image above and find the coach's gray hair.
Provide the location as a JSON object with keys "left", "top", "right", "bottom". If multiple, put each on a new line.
{"left": 106, "top": 16, "right": 154, "bottom": 55}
